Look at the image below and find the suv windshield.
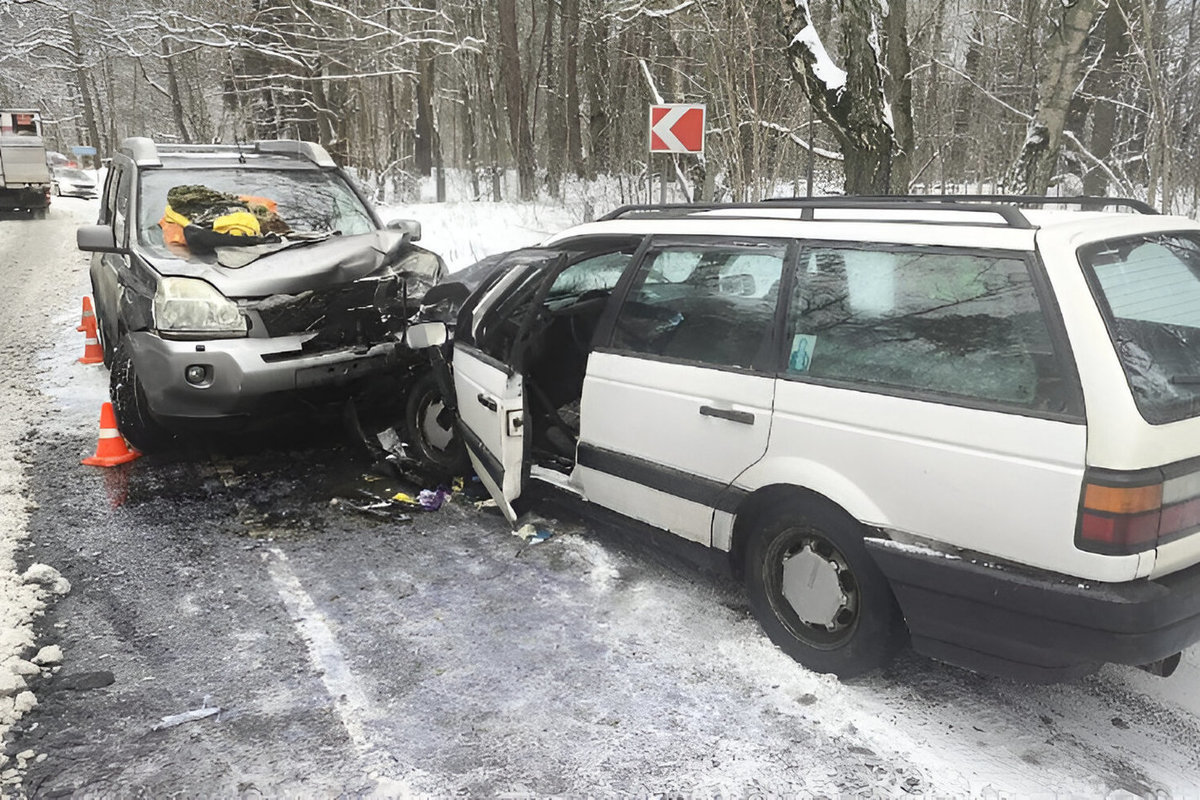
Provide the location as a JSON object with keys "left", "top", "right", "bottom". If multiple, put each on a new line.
{"left": 136, "top": 167, "right": 376, "bottom": 253}
{"left": 1080, "top": 232, "right": 1200, "bottom": 424}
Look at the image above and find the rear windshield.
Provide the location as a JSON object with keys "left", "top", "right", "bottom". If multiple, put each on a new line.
{"left": 1079, "top": 232, "right": 1200, "bottom": 424}
{"left": 136, "top": 167, "right": 376, "bottom": 253}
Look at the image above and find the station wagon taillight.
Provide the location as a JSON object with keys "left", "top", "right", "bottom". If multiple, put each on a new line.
{"left": 1078, "top": 470, "right": 1200, "bottom": 555}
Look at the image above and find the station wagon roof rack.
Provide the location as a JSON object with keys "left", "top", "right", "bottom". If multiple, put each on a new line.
{"left": 807, "top": 194, "right": 1159, "bottom": 215}
{"left": 600, "top": 194, "right": 1158, "bottom": 229}
{"left": 119, "top": 136, "right": 336, "bottom": 168}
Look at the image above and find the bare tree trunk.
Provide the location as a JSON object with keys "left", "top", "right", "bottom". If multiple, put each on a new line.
{"left": 884, "top": 0, "right": 914, "bottom": 192}
{"left": 68, "top": 13, "right": 103, "bottom": 160}
{"left": 1083, "top": 1, "right": 1129, "bottom": 196}
{"left": 562, "top": 0, "right": 584, "bottom": 177}
{"left": 163, "top": 40, "right": 192, "bottom": 144}
{"left": 545, "top": 0, "right": 563, "bottom": 197}
{"left": 777, "top": 0, "right": 901, "bottom": 194}
{"left": 1009, "top": 0, "right": 1103, "bottom": 194}
{"left": 498, "top": 0, "right": 536, "bottom": 199}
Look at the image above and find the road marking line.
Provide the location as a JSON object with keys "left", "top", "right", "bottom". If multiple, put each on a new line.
{"left": 265, "top": 546, "right": 373, "bottom": 752}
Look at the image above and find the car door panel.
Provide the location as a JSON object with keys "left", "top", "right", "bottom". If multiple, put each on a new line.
{"left": 453, "top": 341, "right": 525, "bottom": 523}
{"left": 572, "top": 239, "right": 789, "bottom": 544}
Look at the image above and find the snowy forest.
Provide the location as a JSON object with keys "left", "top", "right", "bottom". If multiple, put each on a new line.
{"left": 0, "top": 0, "right": 1198, "bottom": 213}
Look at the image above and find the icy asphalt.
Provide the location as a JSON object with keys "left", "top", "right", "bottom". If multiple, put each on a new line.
{"left": 0, "top": 199, "right": 1198, "bottom": 797}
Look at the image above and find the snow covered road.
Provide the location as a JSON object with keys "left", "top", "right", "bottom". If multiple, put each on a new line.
{"left": 1, "top": 201, "right": 1198, "bottom": 796}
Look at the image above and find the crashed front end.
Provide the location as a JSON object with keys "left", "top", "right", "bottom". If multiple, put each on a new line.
{"left": 247, "top": 245, "right": 444, "bottom": 357}
{"left": 128, "top": 232, "right": 446, "bottom": 425}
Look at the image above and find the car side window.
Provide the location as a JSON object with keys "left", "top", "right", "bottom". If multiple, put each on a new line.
{"left": 112, "top": 167, "right": 133, "bottom": 247}
{"left": 473, "top": 242, "right": 640, "bottom": 365}
{"left": 610, "top": 241, "right": 787, "bottom": 369}
{"left": 784, "top": 245, "right": 1071, "bottom": 411}
{"left": 99, "top": 167, "right": 120, "bottom": 225}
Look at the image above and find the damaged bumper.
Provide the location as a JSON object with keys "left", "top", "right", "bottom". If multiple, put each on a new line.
{"left": 127, "top": 330, "right": 407, "bottom": 422}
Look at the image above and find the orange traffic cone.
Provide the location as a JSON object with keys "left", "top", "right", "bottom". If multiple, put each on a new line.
{"left": 76, "top": 296, "right": 103, "bottom": 365}
{"left": 82, "top": 402, "right": 141, "bottom": 467}
{"left": 76, "top": 296, "right": 95, "bottom": 332}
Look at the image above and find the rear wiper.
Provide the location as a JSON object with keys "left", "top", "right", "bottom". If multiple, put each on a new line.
{"left": 1169, "top": 375, "right": 1200, "bottom": 385}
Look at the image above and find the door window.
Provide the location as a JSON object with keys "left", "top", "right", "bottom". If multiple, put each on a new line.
{"left": 112, "top": 167, "right": 133, "bottom": 247}
{"left": 784, "top": 245, "right": 1073, "bottom": 412}
{"left": 469, "top": 240, "right": 640, "bottom": 366}
{"left": 610, "top": 241, "right": 787, "bottom": 369}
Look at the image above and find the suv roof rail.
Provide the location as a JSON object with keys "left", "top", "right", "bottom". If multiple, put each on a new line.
{"left": 600, "top": 199, "right": 1038, "bottom": 229}
{"left": 118, "top": 137, "right": 336, "bottom": 168}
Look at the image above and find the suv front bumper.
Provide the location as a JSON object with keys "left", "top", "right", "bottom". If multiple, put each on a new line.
{"left": 866, "top": 538, "right": 1200, "bottom": 682}
{"left": 128, "top": 330, "right": 406, "bottom": 422}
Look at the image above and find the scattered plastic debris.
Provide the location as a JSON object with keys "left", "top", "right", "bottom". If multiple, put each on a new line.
{"left": 418, "top": 487, "right": 452, "bottom": 511}
{"left": 514, "top": 523, "right": 553, "bottom": 545}
{"left": 151, "top": 705, "right": 220, "bottom": 731}
{"left": 330, "top": 494, "right": 413, "bottom": 523}
{"left": 391, "top": 492, "right": 421, "bottom": 507}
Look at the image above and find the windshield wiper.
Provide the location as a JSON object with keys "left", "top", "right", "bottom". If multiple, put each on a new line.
{"left": 1168, "top": 375, "right": 1200, "bottom": 385}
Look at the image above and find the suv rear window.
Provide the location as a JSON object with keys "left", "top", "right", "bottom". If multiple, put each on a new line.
{"left": 137, "top": 167, "right": 376, "bottom": 252}
{"left": 1080, "top": 232, "right": 1200, "bottom": 424}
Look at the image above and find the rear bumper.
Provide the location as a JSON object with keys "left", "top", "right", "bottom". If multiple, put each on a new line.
{"left": 866, "top": 539, "right": 1200, "bottom": 682}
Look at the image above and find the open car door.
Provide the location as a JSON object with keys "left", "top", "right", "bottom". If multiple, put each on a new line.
{"left": 452, "top": 251, "right": 567, "bottom": 523}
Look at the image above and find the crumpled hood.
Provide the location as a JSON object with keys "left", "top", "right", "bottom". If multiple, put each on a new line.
{"left": 142, "top": 230, "right": 437, "bottom": 298}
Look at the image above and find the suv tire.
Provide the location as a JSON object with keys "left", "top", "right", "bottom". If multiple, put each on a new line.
{"left": 404, "top": 370, "right": 469, "bottom": 474}
{"left": 745, "top": 497, "right": 907, "bottom": 678}
{"left": 110, "top": 337, "right": 174, "bottom": 453}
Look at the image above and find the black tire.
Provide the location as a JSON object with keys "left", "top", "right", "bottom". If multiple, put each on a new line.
{"left": 403, "top": 370, "right": 469, "bottom": 474}
{"left": 110, "top": 337, "right": 174, "bottom": 453}
{"left": 744, "top": 496, "right": 907, "bottom": 678}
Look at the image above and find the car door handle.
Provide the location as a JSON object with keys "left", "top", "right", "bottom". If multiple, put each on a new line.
{"left": 477, "top": 393, "right": 498, "bottom": 412}
{"left": 699, "top": 405, "right": 754, "bottom": 425}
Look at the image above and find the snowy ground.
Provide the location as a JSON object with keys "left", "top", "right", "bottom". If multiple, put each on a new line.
{"left": 2, "top": 193, "right": 1200, "bottom": 796}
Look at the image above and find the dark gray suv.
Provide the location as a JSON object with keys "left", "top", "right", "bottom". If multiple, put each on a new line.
{"left": 77, "top": 137, "right": 444, "bottom": 451}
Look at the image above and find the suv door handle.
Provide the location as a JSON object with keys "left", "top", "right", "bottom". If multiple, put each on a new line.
{"left": 699, "top": 405, "right": 754, "bottom": 425}
{"left": 477, "top": 393, "right": 498, "bottom": 412}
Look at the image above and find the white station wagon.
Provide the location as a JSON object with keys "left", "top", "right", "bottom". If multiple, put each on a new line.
{"left": 408, "top": 197, "right": 1200, "bottom": 682}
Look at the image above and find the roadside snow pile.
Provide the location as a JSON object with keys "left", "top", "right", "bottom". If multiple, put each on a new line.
{"left": 0, "top": 498, "right": 70, "bottom": 732}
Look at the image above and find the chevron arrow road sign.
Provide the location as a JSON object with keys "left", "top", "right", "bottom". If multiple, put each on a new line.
{"left": 648, "top": 104, "right": 705, "bottom": 154}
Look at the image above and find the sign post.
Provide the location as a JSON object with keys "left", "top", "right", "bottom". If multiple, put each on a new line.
{"left": 648, "top": 103, "right": 705, "bottom": 204}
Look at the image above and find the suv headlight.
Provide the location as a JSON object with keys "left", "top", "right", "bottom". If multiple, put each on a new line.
{"left": 153, "top": 277, "right": 247, "bottom": 338}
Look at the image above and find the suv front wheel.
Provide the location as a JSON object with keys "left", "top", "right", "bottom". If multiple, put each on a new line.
{"left": 745, "top": 496, "right": 907, "bottom": 678}
{"left": 110, "top": 337, "right": 174, "bottom": 453}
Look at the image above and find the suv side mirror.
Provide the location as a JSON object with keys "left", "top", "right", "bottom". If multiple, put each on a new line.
{"left": 77, "top": 224, "right": 124, "bottom": 254}
{"left": 405, "top": 321, "right": 447, "bottom": 349}
{"left": 386, "top": 218, "right": 422, "bottom": 242}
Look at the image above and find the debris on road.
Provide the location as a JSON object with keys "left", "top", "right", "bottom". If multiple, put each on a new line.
{"left": 418, "top": 487, "right": 451, "bottom": 511}
{"left": 514, "top": 523, "right": 553, "bottom": 545}
{"left": 331, "top": 496, "right": 413, "bottom": 523}
{"left": 151, "top": 706, "right": 220, "bottom": 732}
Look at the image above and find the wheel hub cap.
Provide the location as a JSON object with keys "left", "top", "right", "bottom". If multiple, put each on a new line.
{"left": 420, "top": 399, "right": 454, "bottom": 451}
{"left": 781, "top": 544, "right": 848, "bottom": 629}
